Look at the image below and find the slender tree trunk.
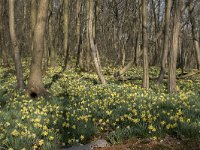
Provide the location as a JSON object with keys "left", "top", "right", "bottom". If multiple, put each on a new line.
{"left": 121, "top": 43, "right": 126, "bottom": 68}
{"left": 113, "top": 25, "right": 119, "bottom": 66}
{"left": 142, "top": 0, "right": 149, "bottom": 89}
{"left": 85, "top": 0, "right": 91, "bottom": 71}
{"left": 188, "top": 0, "right": 200, "bottom": 70}
{"left": 63, "top": 0, "right": 70, "bottom": 70}
{"left": 43, "top": 35, "right": 48, "bottom": 71}
{"left": 30, "top": 0, "right": 37, "bottom": 52}
{"left": 9, "top": 0, "right": 25, "bottom": 90}
{"left": 135, "top": 33, "right": 142, "bottom": 66}
{"left": 1, "top": 0, "right": 9, "bottom": 66}
{"left": 28, "top": 0, "right": 49, "bottom": 97}
{"left": 151, "top": 0, "right": 160, "bottom": 66}
{"left": 0, "top": 0, "right": 5, "bottom": 65}
{"left": 22, "top": 0, "right": 30, "bottom": 56}
{"left": 49, "top": 7, "right": 57, "bottom": 67}
{"left": 168, "top": 0, "right": 182, "bottom": 92}
{"left": 157, "top": 0, "right": 172, "bottom": 83}
{"left": 76, "top": 0, "right": 83, "bottom": 68}
{"left": 116, "top": 60, "right": 134, "bottom": 77}
{"left": 89, "top": 0, "right": 106, "bottom": 84}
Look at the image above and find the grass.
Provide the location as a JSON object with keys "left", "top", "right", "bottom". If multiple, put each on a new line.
{"left": 0, "top": 63, "right": 199, "bottom": 149}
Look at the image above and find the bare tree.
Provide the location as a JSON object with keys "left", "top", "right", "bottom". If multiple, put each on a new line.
{"left": 142, "top": 0, "right": 149, "bottom": 89}
{"left": 188, "top": 0, "right": 200, "bottom": 70}
{"left": 168, "top": 0, "right": 182, "bottom": 92}
{"left": 157, "top": 0, "right": 172, "bottom": 83}
{"left": 30, "top": 0, "right": 37, "bottom": 52}
{"left": 63, "top": 0, "right": 70, "bottom": 70}
{"left": 0, "top": 0, "right": 9, "bottom": 66}
{"left": 76, "top": 0, "right": 83, "bottom": 69}
{"left": 89, "top": 0, "right": 106, "bottom": 84}
{"left": 49, "top": 1, "right": 57, "bottom": 67}
{"left": 28, "top": 0, "right": 49, "bottom": 97}
{"left": 9, "top": 0, "right": 25, "bottom": 89}
{"left": 85, "top": 0, "right": 91, "bottom": 71}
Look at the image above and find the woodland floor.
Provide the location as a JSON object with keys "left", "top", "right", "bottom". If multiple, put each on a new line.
{"left": 1, "top": 65, "right": 200, "bottom": 149}
{"left": 95, "top": 138, "right": 200, "bottom": 150}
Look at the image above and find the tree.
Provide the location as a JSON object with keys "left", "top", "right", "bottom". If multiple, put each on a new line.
{"left": 85, "top": 0, "right": 91, "bottom": 71}
{"left": 28, "top": 0, "right": 49, "bottom": 97}
{"left": 63, "top": 0, "right": 70, "bottom": 70}
{"left": 188, "top": 0, "right": 200, "bottom": 70}
{"left": 30, "top": 0, "right": 37, "bottom": 52}
{"left": 142, "top": 0, "right": 149, "bottom": 89}
{"left": 9, "top": 0, "right": 25, "bottom": 89}
{"left": 76, "top": 0, "right": 83, "bottom": 69}
{"left": 49, "top": 0, "right": 57, "bottom": 67}
{"left": 157, "top": 0, "right": 172, "bottom": 83}
{"left": 168, "top": 0, "right": 182, "bottom": 92}
{"left": 0, "top": 0, "right": 9, "bottom": 67}
{"left": 89, "top": 0, "right": 106, "bottom": 84}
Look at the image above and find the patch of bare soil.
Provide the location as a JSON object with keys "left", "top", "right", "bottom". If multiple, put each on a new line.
{"left": 94, "top": 137, "right": 200, "bottom": 150}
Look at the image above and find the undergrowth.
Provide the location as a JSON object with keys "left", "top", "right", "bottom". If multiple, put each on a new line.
{"left": 0, "top": 64, "right": 199, "bottom": 149}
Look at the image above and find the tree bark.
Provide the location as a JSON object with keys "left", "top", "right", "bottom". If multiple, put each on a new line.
{"left": 76, "top": 0, "right": 83, "bottom": 69}
{"left": 63, "top": 0, "right": 70, "bottom": 70}
{"left": 142, "top": 0, "right": 149, "bottom": 89}
{"left": 85, "top": 0, "right": 91, "bottom": 71}
{"left": 9, "top": 0, "right": 25, "bottom": 90}
{"left": 1, "top": 0, "right": 9, "bottom": 67}
{"left": 188, "top": 0, "right": 200, "bottom": 70}
{"left": 28, "top": 0, "right": 49, "bottom": 97}
{"left": 157, "top": 0, "right": 172, "bottom": 83}
{"left": 30, "top": 0, "right": 37, "bottom": 52}
{"left": 89, "top": 0, "right": 106, "bottom": 84}
{"left": 168, "top": 0, "right": 182, "bottom": 93}
{"left": 49, "top": 3, "right": 57, "bottom": 67}
{"left": 0, "top": 0, "right": 8, "bottom": 66}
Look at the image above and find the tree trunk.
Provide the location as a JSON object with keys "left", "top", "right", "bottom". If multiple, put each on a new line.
{"left": 142, "top": 0, "right": 149, "bottom": 89}
{"left": 63, "top": 0, "right": 70, "bottom": 70}
{"left": 49, "top": 4, "right": 57, "bottom": 67}
{"left": 85, "top": 0, "right": 91, "bottom": 71}
{"left": 89, "top": 0, "right": 106, "bottom": 84}
{"left": 168, "top": 0, "right": 182, "bottom": 93}
{"left": 1, "top": 0, "right": 9, "bottom": 67}
{"left": 9, "top": 0, "right": 25, "bottom": 90}
{"left": 188, "top": 0, "right": 200, "bottom": 70}
{"left": 157, "top": 0, "right": 172, "bottom": 83}
{"left": 116, "top": 60, "right": 134, "bottom": 77}
{"left": 28, "top": 0, "right": 49, "bottom": 97}
{"left": 0, "top": 0, "right": 8, "bottom": 66}
{"left": 30, "top": 0, "right": 37, "bottom": 52}
{"left": 121, "top": 43, "right": 126, "bottom": 68}
{"left": 135, "top": 33, "right": 142, "bottom": 66}
{"left": 76, "top": 0, "right": 83, "bottom": 69}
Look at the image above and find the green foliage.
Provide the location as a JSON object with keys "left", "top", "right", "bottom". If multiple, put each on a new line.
{"left": 0, "top": 65, "right": 200, "bottom": 149}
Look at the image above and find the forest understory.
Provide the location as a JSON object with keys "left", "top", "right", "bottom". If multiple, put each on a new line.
{"left": 1, "top": 0, "right": 200, "bottom": 149}
{"left": 0, "top": 62, "right": 200, "bottom": 150}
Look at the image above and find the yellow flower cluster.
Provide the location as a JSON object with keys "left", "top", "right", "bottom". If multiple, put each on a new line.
{"left": 0, "top": 65, "right": 199, "bottom": 149}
